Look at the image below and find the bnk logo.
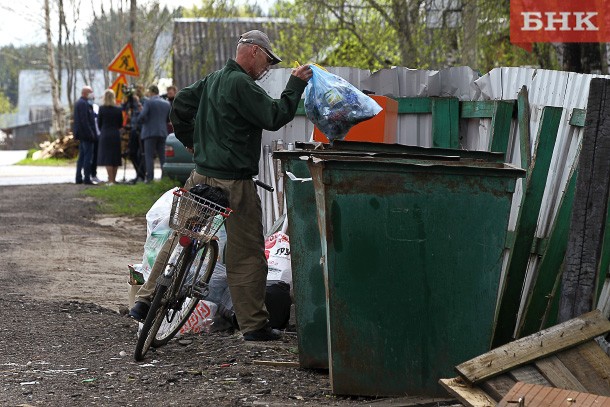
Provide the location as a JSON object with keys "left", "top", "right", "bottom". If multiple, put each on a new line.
{"left": 521, "top": 12, "right": 598, "bottom": 31}
{"left": 510, "top": 0, "right": 610, "bottom": 45}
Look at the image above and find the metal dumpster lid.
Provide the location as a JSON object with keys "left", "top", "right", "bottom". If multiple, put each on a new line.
{"left": 293, "top": 140, "right": 506, "bottom": 163}
{"left": 304, "top": 153, "right": 526, "bottom": 178}
{"left": 274, "top": 149, "right": 463, "bottom": 163}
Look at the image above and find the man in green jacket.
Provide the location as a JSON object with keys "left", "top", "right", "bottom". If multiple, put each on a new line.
{"left": 129, "top": 30, "right": 312, "bottom": 341}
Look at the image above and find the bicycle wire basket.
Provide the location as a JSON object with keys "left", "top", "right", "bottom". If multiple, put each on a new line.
{"left": 169, "top": 188, "right": 232, "bottom": 240}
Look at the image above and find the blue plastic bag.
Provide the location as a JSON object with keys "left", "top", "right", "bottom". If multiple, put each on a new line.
{"left": 304, "top": 65, "right": 382, "bottom": 143}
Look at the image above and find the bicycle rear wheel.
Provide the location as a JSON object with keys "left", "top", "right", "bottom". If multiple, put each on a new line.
{"left": 134, "top": 242, "right": 191, "bottom": 361}
{"left": 153, "top": 239, "right": 219, "bottom": 347}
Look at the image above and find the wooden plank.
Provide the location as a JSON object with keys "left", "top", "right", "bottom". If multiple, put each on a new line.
{"left": 534, "top": 355, "right": 588, "bottom": 391}
{"left": 517, "top": 86, "right": 531, "bottom": 171}
{"left": 357, "top": 396, "right": 456, "bottom": 406}
{"left": 559, "top": 78, "right": 610, "bottom": 323}
{"left": 517, "top": 171, "right": 577, "bottom": 337}
{"left": 461, "top": 101, "right": 496, "bottom": 118}
{"left": 492, "top": 106, "right": 563, "bottom": 348}
{"left": 489, "top": 100, "right": 515, "bottom": 158}
{"left": 509, "top": 365, "right": 552, "bottom": 386}
{"left": 438, "top": 378, "right": 495, "bottom": 407}
{"left": 479, "top": 374, "right": 516, "bottom": 401}
{"left": 431, "top": 98, "right": 459, "bottom": 149}
{"left": 457, "top": 310, "right": 610, "bottom": 385}
{"left": 557, "top": 341, "right": 610, "bottom": 396}
{"left": 498, "top": 381, "right": 610, "bottom": 407}
{"left": 396, "top": 97, "right": 432, "bottom": 114}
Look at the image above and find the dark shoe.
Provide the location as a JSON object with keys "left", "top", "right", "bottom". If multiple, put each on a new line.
{"left": 75, "top": 180, "right": 83, "bottom": 184}
{"left": 83, "top": 180, "right": 98, "bottom": 185}
{"left": 128, "top": 301, "right": 150, "bottom": 322}
{"left": 243, "top": 325, "right": 281, "bottom": 341}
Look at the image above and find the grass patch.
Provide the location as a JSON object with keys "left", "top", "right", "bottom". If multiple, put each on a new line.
{"left": 16, "top": 157, "right": 76, "bottom": 166}
{"left": 82, "top": 177, "right": 181, "bottom": 217}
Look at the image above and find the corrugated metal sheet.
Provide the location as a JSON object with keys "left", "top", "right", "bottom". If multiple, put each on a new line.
{"left": 172, "top": 17, "right": 289, "bottom": 89}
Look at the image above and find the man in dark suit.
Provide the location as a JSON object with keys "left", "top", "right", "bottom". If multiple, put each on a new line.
{"left": 73, "top": 86, "right": 98, "bottom": 184}
{"left": 137, "top": 85, "right": 171, "bottom": 182}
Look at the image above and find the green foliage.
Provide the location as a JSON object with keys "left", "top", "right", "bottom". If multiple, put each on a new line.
{"left": 182, "top": 0, "right": 264, "bottom": 17}
{"left": 85, "top": 2, "right": 178, "bottom": 85}
{"left": 270, "top": 0, "right": 560, "bottom": 73}
{"left": 0, "top": 90, "right": 15, "bottom": 114}
{"left": 82, "top": 177, "right": 181, "bottom": 217}
{"left": 0, "top": 44, "right": 48, "bottom": 106}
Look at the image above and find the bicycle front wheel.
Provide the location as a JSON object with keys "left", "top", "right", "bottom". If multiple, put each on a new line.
{"left": 134, "top": 242, "right": 190, "bottom": 361}
{"left": 152, "top": 239, "right": 219, "bottom": 347}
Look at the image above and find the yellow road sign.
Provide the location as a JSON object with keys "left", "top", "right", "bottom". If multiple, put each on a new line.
{"left": 108, "top": 43, "right": 140, "bottom": 77}
{"left": 110, "top": 74, "right": 128, "bottom": 103}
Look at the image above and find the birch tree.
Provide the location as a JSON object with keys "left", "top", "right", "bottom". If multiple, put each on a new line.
{"left": 44, "top": 0, "right": 65, "bottom": 137}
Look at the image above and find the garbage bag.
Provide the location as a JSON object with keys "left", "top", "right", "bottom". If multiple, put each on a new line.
{"left": 304, "top": 64, "right": 382, "bottom": 143}
{"left": 189, "top": 184, "right": 230, "bottom": 208}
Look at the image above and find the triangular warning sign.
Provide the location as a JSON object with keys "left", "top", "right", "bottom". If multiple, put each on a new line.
{"left": 108, "top": 43, "right": 140, "bottom": 77}
{"left": 109, "top": 74, "right": 128, "bottom": 103}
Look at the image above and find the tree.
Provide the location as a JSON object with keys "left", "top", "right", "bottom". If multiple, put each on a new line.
{"left": 44, "top": 0, "right": 65, "bottom": 137}
{"left": 0, "top": 90, "right": 16, "bottom": 114}
{"left": 269, "top": 0, "right": 560, "bottom": 73}
{"left": 86, "top": 1, "right": 177, "bottom": 87}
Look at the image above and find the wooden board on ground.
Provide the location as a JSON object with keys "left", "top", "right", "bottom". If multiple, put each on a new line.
{"left": 456, "top": 310, "right": 610, "bottom": 384}
{"left": 439, "top": 378, "right": 495, "bottom": 407}
{"left": 498, "top": 381, "right": 610, "bottom": 407}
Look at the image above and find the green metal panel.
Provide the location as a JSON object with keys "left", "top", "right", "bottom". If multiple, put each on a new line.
{"left": 431, "top": 98, "right": 460, "bottom": 149}
{"left": 461, "top": 101, "right": 497, "bottom": 118}
{"left": 308, "top": 156, "right": 523, "bottom": 397}
{"left": 396, "top": 97, "right": 432, "bottom": 114}
{"left": 517, "top": 171, "right": 577, "bottom": 337}
{"left": 489, "top": 101, "right": 516, "bottom": 157}
{"left": 491, "top": 106, "right": 562, "bottom": 348}
{"left": 570, "top": 108, "right": 586, "bottom": 127}
{"left": 276, "top": 157, "right": 329, "bottom": 369}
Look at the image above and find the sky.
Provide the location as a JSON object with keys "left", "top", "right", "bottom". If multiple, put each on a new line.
{"left": 0, "top": 0, "right": 272, "bottom": 47}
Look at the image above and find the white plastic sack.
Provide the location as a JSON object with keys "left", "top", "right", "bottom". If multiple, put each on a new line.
{"left": 179, "top": 300, "right": 218, "bottom": 334}
{"left": 146, "top": 188, "right": 176, "bottom": 236}
{"left": 139, "top": 188, "right": 176, "bottom": 281}
{"left": 264, "top": 232, "right": 292, "bottom": 285}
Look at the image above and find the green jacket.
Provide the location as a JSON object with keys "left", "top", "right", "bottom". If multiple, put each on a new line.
{"left": 170, "top": 59, "right": 307, "bottom": 179}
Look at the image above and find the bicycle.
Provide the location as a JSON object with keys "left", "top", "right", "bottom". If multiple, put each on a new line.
{"left": 134, "top": 186, "right": 232, "bottom": 361}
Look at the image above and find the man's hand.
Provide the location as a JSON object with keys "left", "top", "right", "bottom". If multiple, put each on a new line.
{"left": 186, "top": 146, "right": 194, "bottom": 154}
{"left": 291, "top": 64, "right": 313, "bottom": 82}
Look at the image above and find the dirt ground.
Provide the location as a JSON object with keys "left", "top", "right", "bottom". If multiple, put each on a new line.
{"left": 0, "top": 184, "right": 460, "bottom": 407}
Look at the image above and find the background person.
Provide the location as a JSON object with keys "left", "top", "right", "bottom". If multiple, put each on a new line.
{"left": 162, "top": 85, "right": 177, "bottom": 134}
{"left": 137, "top": 84, "right": 171, "bottom": 183}
{"left": 73, "top": 86, "right": 98, "bottom": 185}
{"left": 97, "top": 89, "right": 124, "bottom": 185}
{"left": 129, "top": 30, "right": 312, "bottom": 342}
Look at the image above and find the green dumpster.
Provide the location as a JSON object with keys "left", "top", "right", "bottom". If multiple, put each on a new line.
{"left": 275, "top": 144, "right": 508, "bottom": 370}
{"left": 307, "top": 155, "right": 524, "bottom": 397}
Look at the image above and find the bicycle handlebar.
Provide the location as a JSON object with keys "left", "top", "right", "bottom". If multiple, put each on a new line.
{"left": 254, "top": 178, "right": 274, "bottom": 192}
